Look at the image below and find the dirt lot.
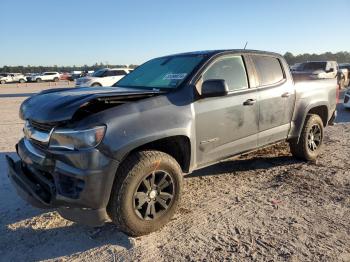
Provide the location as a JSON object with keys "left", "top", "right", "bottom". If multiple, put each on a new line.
{"left": 0, "top": 84, "right": 349, "bottom": 261}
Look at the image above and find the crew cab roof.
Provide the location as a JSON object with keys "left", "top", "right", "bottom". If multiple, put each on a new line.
{"left": 164, "top": 49, "right": 283, "bottom": 58}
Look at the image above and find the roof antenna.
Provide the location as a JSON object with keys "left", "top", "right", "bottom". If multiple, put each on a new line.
{"left": 243, "top": 41, "right": 248, "bottom": 50}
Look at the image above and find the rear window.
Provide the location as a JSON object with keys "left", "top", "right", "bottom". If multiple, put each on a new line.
{"left": 252, "top": 56, "right": 284, "bottom": 86}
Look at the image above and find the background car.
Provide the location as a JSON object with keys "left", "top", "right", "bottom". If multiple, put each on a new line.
{"left": 292, "top": 61, "right": 338, "bottom": 78}
{"left": 26, "top": 72, "right": 60, "bottom": 82}
{"left": 339, "top": 63, "right": 350, "bottom": 87}
{"left": 75, "top": 68, "right": 132, "bottom": 87}
{"left": 0, "top": 73, "right": 27, "bottom": 84}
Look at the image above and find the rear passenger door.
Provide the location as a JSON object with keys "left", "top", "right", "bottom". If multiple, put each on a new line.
{"left": 194, "top": 54, "right": 259, "bottom": 166}
{"left": 250, "top": 55, "right": 295, "bottom": 146}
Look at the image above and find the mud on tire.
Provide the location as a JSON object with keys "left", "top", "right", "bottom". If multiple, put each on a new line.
{"left": 107, "top": 150, "right": 183, "bottom": 236}
{"left": 289, "top": 114, "right": 324, "bottom": 161}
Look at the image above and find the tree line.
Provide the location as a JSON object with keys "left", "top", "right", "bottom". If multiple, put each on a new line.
{"left": 1, "top": 52, "right": 350, "bottom": 73}
{"left": 283, "top": 51, "right": 350, "bottom": 65}
{"left": 0, "top": 63, "right": 138, "bottom": 74}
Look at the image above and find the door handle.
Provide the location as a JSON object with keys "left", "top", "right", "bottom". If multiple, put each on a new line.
{"left": 281, "top": 92, "right": 291, "bottom": 98}
{"left": 243, "top": 99, "right": 257, "bottom": 106}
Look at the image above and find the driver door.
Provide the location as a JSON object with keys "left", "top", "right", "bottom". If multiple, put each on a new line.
{"left": 193, "top": 55, "right": 259, "bottom": 167}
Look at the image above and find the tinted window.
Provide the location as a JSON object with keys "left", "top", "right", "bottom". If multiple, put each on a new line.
{"left": 113, "top": 70, "right": 127, "bottom": 76}
{"left": 252, "top": 56, "right": 284, "bottom": 86}
{"left": 93, "top": 69, "right": 107, "bottom": 77}
{"left": 299, "top": 62, "right": 327, "bottom": 71}
{"left": 203, "top": 56, "right": 248, "bottom": 91}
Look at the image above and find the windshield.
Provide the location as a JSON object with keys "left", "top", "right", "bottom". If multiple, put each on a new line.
{"left": 299, "top": 62, "right": 327, "bottom": 71}
{"left": 114, "top": 54, "right": 205, "bottom": 89}
{"left": 92, "top": 69, "right": 107, "bottom": 77}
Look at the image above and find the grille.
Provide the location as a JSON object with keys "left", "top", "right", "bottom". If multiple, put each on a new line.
{"left": 344, "top": 95, "right": 349, "bottom": 104}
{"left": 29, "top": 120, "right": 55, "bottom": 132}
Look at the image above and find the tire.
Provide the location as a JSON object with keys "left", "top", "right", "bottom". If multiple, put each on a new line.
{"left": 19, "top": 79, "right": 25, "bottom": 83}
{"left": 91, "top": 83, "right": 101, "bottom": 87}
{"left": 289, "top": 114, "right": 324, "bottom": 161}
{"left": 107, "top": 150, "right": 183, "bottom": 236}
{"left": 53, "top": 77, "right": 59, "bottom": 82}
{"left": 0, "top": 80, "right": 5, "bottom": 84}
{"left": 339, "top": 78, "right": 345, "bottom": 89}
{"left": 36, "top": 78, "right": 42, "bottom": 83}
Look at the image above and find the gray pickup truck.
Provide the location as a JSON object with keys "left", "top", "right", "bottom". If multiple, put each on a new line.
{"left": 7, "top": 50, "right": 337, "bottom": 236}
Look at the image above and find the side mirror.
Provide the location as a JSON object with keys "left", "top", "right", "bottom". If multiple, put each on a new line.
{"left": 201, "top": 79, "right": 229, "bottom": 98}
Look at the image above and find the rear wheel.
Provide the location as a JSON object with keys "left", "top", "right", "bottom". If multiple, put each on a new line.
{"left": 53, "top": 77, "right": 59, "bottom": 82}
{"left": 289, "top": 114, "right": 324, "bottom": 161}
{"left": 19, "top": 79, "right": 25, "bottom": 83}
{"left": 107, "top": 150, "right": 183, "bottom": 236}
{"left": 0, "top": 80, "right": 5, "bottom": 84}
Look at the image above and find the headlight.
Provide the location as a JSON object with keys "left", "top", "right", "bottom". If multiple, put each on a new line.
{"left": 49, "top": 126, "right": 106, "bottom": 150}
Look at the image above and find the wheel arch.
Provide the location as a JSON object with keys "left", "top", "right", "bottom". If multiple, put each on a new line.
{"left": 117, "top": 135, "right": 192, "bottom": 174}
{"left": 291, "top": 102, "right": 329, "bottom": 142}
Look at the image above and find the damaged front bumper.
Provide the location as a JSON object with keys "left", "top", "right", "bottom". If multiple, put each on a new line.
{"left": 7, "top": 138, "right": 119, "bottom": 226}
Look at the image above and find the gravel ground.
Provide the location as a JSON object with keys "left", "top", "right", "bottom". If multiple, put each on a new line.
{"left": 0, "top": 84, "right": 349, "bottom": 261}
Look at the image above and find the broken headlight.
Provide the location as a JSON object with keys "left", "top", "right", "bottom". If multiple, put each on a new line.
{"left": 49, "top": 126, "right": 106, "bottom": 150}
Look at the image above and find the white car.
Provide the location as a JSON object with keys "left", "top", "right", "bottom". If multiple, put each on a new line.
{"left": 344, "top": 89, "right": 350, "bottom": 109}
{"left": 75, "top": 68, "right": 133, "bottom": 87}
{"left": 27, "top": 72, "right": 60, "bottom": 82}
{"left": 0, "top": 73, "right": 27, "bottom": 84}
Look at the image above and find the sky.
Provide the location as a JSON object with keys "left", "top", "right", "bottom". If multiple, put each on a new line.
{"left": 1, "top": 0, "right": 349, "bottom": 66}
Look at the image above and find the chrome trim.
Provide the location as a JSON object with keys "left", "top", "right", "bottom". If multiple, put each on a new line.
{"left": 53, "top": 126, "right": 105, "bottom": 134}
{"left": 23, "top": 121, "right": 54, "bottom": 144}
{"left": 24, "top": 139, "right": 45, "bottom": 158}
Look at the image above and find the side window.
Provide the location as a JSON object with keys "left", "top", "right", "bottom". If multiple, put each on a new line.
{"left": 203, "top": 56, "right": 248, "bottom": 91}
{"left": 114, "top": 70, "right": 127, "bottom": 76}
{"left": 105, "top": 70, "right": 115, "bottom": 77}
{"left": 252, "top": 56, "right": 284, "bottom": 86}
{"left": 106, "top": 70, "right": 126, "bottom": 76}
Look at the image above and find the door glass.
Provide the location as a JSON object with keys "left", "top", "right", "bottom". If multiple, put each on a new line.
{"left": 203, "top": 56, "right": 248, "bottom": 91}
{"left": 252, "top": 56, "right": 285, "bottom": 86}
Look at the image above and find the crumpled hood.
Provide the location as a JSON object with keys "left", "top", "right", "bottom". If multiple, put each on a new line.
{"left": 20, "top": 86, "right": 163, "bottom": 123}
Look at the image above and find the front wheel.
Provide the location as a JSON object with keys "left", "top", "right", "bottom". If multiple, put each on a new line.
{"left": 289, "top": 114, "right": 324, "bottom": 161}
{"left": 0, "top": 80, "right": 5, "bottom": 84}
{"left": 19, "top": 79, "right": 25, "bottom": 83}
{"left": 107, "top": 150, "right": 183, "bottom": 236}
{"left": 36, "top": 78, "right": 42, "bottom": 83}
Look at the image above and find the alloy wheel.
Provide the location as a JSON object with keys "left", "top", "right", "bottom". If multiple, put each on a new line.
{"left": 133, "top": 170, "right": 175, "bottom": 220}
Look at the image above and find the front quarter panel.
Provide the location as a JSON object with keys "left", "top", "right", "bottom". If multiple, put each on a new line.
{"left": 79, "top": 88, "right": 195, "bottom": 165}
